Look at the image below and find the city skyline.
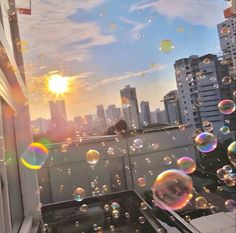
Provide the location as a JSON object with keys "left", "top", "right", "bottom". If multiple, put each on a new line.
{"left": 17, "top": 0, "right": 229, "bottom": 120}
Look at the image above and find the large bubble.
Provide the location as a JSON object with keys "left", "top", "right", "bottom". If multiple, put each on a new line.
{"left": 225, "top": 199, "right": 236, "bottom": 212}
{"left": 227, "top": 141, "right": 236, "bottom": 167}
{"left": 194, "top": 132, "right": 217, "bottom": 153}
{"left": 21, "top": 142, "right": 49, "bottom": 170}
{"left": 159, "top": 40, "right": 174, "bottom": 53}
{"left": 73, "top": 187, "right": 85, "bottom": 202}
{"left": 177, "top": 157, "right": 196, "bottom": 174}
{"left": 218, "top": 99, "right": 235, "bottom": 115}
{"left": 153, "top": 169, "right": 193, "bottom": 210}
{"left": 133, "top": 138, "right": 144, "bottom": 149}
{"left": 86, "top": 149, "right": 100, "bottom": 165}
{"left": 195, "top": 196, "right": 208, "bottom": 209}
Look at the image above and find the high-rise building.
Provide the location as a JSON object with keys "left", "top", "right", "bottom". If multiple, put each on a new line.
{"left": 120, "top": 85, "right": 140, "bottom": 129}
{"left": 156, "top": 108, "right": 167, "bottom": 124}
{"left": 106, "top": 104, "right": 121, "bottom": 125}
{"left": 96, "top": 105, "right": 107, "bottom": 129}
{"left": 140, "top": 101, "right": 151, "bottom": 126}
{"left": 74, "top": 115, "right": 83, "bottom": 132}
{"left": 174, "top": 54, "right": 226, "bottom": 132}
{"left": 83, "top": 114, "right": 93, "bottom": 133}
{"left": 150, "top": 111, "right": 158, "bottom": 124}
{"left": 49, "top": 100, "right": 67, "bottom": 131}
{"left": 31, "top": 118, "right": 51, "bottom": 134}
{"left": 163, "top": 90, "right": 182, "bottom": 125}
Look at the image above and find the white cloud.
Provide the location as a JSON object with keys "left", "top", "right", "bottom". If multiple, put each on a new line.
{"left": 86, "top": 64, "right": 167, "bottom": 90}
{"left": 130, "top": 0, "right": 227, "bottom": 27}
{"left": 120, "top": 17, "right": 148, "bottom": 39}
{"left": 18, "top": 0, "right": 115, "bottom": 62}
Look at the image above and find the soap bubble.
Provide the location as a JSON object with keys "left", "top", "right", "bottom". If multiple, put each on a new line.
{"left": 73, "top": 187, "right": 85, "bottom": 202}
{"left": 140, "top": 202, "right": 148, "bottom": 210}
{"left": 133, "top": 138, "right": 143, "bottom": 149}
{"left": 137, "top": 177, "right": 146, "bottom": 187}
{"left": 222, "top": 76, "right": 232, "bottom": 85}
{"left": 138, "top": 216, "right": 145, "bottom": 224}
{"left": 110, "top": 225, "right": 115, "bottom": 232}
{"left": 202, "top": 120, "right": 213, "bottom": 132}
{"left": 125, "top": 212, "right": 130, "bottom": 218}
{"left": 194, "top": 132, "right": 217, "bottom": 153}
{"left": 86, "top": 149, "right": 100, "bottom": 165}
{"left": 111, "top": 202, "right": 120, "bottom": 211}
{"left": 159, "top": 40, "right": 174, "bottom": 53}
{"left": 220, "top": 126, "right": 230, "bottom": 135}
{"left": 227, "top": 141, "right": 236, "bottom": 167}
{"left": 225, "top": 199, "right": 236, "bottom": 212}
{"left": 224, "top": 173, "right": 236, "bottom": 186}
{"left": 107, "top": 147, "right": 115, "bottom": 155}
{"left": 203, "top": 58, "right": 211, "bottom": 64}
{"left": 104, "top": 204, "right": 110, "bottom": 212}
{"left": 112, "top": 209, "right": 120, "bottom": 218}
{"left": 21, "top": 142, "right": 49, "bottom": 170}
{"left": 216, "top": 168, "right": 228, "bottom": 180}
{"left": 195, "top": 196, "right": 208, "bottom": 209}
{"left": 80, "top": 204, "right": 88, "bottom": 213}
{"left": 177, "top": 157, "right": 196, "bottom": 174}
{"left": 223, "top": 165, "right": 233, "bottom": 173}
{"left": 163, "top": 156, "right": 172, "bottom": 165}
{"left": 153, "top": 169, "right": 193, "bottom": 210}
{"left": 218, "top": 99, "right": 235, "bottom": 115}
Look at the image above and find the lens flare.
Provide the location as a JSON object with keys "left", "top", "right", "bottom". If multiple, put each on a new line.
{"left": 21, "top": 142, "right": 49, "bottom": 170}
{"left": 194, "top": 132, "right": 217, "bottom": 153}
{"left": 153, "top": 169, "right": 193, "bottom": 210}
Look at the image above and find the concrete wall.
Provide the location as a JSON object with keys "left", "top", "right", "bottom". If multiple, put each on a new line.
{"left": 38, "top": 126, "right": 196, "bottom": 204}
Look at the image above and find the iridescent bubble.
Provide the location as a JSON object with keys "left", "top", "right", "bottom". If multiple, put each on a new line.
{"left": 159, "top": 40, "right": 174, "bottom": 53}
{"left": 140, "top": 202, "right": 148, "bottom": 210}
{"left": 138, "top": 216, "right": 145, "bottom": 224}
{"left": 112, "top": 209, "right": 120, "bottom": 219}
{"left": 220, "top": 126, "right": 230, "bottom": 135}
{"left": 194, "top": 132, "right": 217, "bottom": 153}
{"left": 107, "top": 147, "right": 115, "bottom": 156}
{"left": 202, "top": 120, "right": 213, "bottom": 132}
{"left": 163, "top": 156, "right": 172, "bottom": 165}
{"left": 218, "top": 99, "right": 236, "bottom": 115}
{"left": 225, "top": 199, "right": 236, "bottom": 212}
{"left": 195, "top": 196, "right": 208, "bottom": 209}
{"left": 104, "top": 204, "right": 110, "bottom": 212}
{"left": 222, "top": 76, "right": 232, "bottom": 85}
{"left": 185, "top": 215, "right": 191, "bottom": 222}
{"left": 223, "top": 165, "right": 233, "bottom": 173}
{"left": 80, "top": 204, "right": 88, "bottom": 213}
{"left": 224, "top": 174, "right": 236, "bottom": 187}
{"left": 137, "top": 177, "right": 146, "bottom": 187}
{"left": 133, "top": 139, "right": 143, "bottom": 149}
{"left": 227, "top": 141, "right": 236, "bottom": 167}
{"left": 73, "top": 187, "right": 85, "bottom": 202}
{"left": 177, "top": 157, "right": 196, "bottom": 174}
{"left": 86, "top": 149, "right": 100, "bottom": 165}
{"left": 216, "top": 168, "right": 228, "bottom": 180}
{"left": 21, "top": 142, "right": 49, "bottom": 170}
{"left": 111, "top": 202, "right": 120, "bottom": 211}
{"left": 153, "top": 169, "right": 193, "bottom": 210}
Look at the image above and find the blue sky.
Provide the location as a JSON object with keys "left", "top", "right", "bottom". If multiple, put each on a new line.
{"left": 19, "top": 0, "right": 229, "bottom": 120}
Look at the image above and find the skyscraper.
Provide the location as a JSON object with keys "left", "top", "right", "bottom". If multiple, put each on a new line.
{"left": 49, "top": 100, "right": 67, "bottom": 131}
{"left": 163, "top": 90, "right": 182, "bottom": 125}
{"left": 96, "top": 104, "right": 107, "bottom": 129}
{"left": 174, "top": 54, "right": 226, "bottom": 132}
{"left": 140, "top": 101, "right": 151, "bottom": 126}
{"left": 106, "top": 104, "right": 121, "bottom": 125}
{"left": 120, "top": 85, "right": 140, "bottom": 129}
{"left": 156, "top": 108, "right": 168, "bottom": 124}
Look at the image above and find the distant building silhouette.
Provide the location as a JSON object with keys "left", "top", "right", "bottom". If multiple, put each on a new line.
{"left": 120, "top": 85, "right": 140, "bottom": 129}
{"left": 96, "top": 104, "right": 107, "bottom": 130}
{"left": 156, "top": 108, "right": 167, "bottom": 124}
{"left": 49, "top": 100, "right": 67, "bottom": 132}
{"left": 31, "top": 118, "right": 51, "bottom": 134}
{"left": 106, "top": 104, "right": 122, "bottom": 125}
{"left": 140, "top": 101, "right": 151, "bottom": 126}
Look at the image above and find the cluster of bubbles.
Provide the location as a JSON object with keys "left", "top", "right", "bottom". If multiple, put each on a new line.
{"left": 152, "top": 169, "right": 193, "bottom": 210}
{"left": 217, "top": 165, "right": 236, "bottom": 187}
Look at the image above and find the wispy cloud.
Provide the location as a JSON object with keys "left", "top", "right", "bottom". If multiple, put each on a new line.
{"left": 19, "top": 0, "right": 115, "bottom": 62}
{"left": 120, "top": 17, "right": 148, "bottom": 39}
{"left": 86, "top": 64, "right": 167, "bottom": 90}
{"left": 130, "top": 0, "right": 226, "bottom": 27}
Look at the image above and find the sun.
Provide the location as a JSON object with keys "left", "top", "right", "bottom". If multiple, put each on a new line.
{"left": 48, "top": 74, "right": 69, "bottom": 95}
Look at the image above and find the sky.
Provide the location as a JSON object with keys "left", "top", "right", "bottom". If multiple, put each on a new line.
{"left": 18, "top": 0, "right": 229, "bottom": 120}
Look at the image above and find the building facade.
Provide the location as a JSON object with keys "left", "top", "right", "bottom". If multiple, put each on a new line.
{"left": 140, "top": 101, "right": 151, "bottom": 126}
{"left": 120, "top": 85, "right": 140, "bottom": 129}
{"left": 106, "top": 104, "right": 121, "bottom": 125}
{"left": 163, "top": 90, "right": 183, "bottom": 125}
{"left": 174, "top": 54, "right": 226, "bottom": 133}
